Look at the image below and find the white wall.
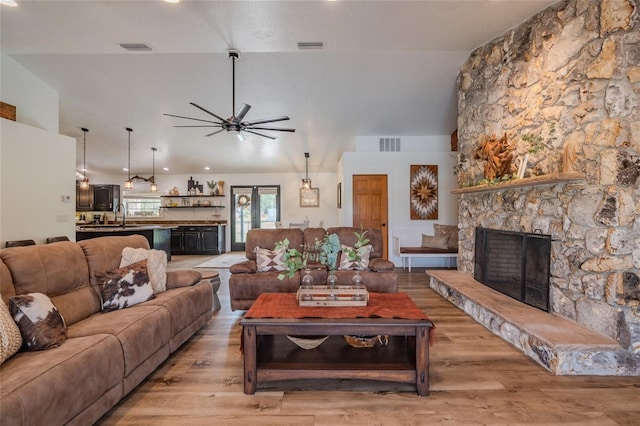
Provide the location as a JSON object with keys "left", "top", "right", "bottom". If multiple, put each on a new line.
{"left": 0, "top": 54, "right": 59, "bottom": 132}
{"left": 1, "top": 119, "right": 76, "bottom": 245}
{"left": 341, "top": 136, "right": 457, "bottom": 267}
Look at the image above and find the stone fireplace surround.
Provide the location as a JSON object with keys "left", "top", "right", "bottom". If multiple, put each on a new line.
{"left": 441, "top": 0, "right": 639, "bottom": 375}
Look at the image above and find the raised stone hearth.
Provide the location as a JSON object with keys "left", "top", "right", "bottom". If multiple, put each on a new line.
{"left": 428, "top": 270, "right": 638, "bottom": 375}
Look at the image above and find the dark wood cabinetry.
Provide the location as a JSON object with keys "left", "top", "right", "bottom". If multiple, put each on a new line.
{"left": 76, "top": 184, "right": 120, "bottom": 211}
{"left": 171, "top": 225, "right": 225, "bottom": 255}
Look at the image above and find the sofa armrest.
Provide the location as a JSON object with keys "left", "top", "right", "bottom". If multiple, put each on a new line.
{"left": 369, "top": 258, "right": 395, "bottom": 272}
{"left": 166, "top": 270, "right": 203, "bottom": 289}
{"left": 229, "top": 260, "right": 257, "bottom": 274}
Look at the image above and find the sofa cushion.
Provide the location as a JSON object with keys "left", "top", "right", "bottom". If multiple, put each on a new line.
{"left": 0, "top": 333, "right": 124, "bottom": 426}
{"left": 421, "top": 234, "right": 449, "bottom": 249}
{"left": 245, "top": 228, "right": 303, "bottom": 260}
{"left": 68, "top": 305, "right": 171, "bottom": 376}
{"left": 434, "top": 224, "right": 459, "bottom": 250}
{"left": 9, "top": 292, "right": 67, "bottom": 351}
{"left": 0, "top": 298, "right": 22, "bottom": 363}
{"left": 0, "top": 242, "right": 99, "bottom": 326}
{"left": 368, "top": 258, "right": 395, "bottom": 272}
{"left": 229, "top": 259, "right": 257, "bottom": 274}
{"left": 166, "top": 270, "right": 202, "bottom": 289}
{"left": 256, "top": 247, "right": 288, "bottom": 272}
{"left": 120, "top": 247, "right": 167, "bottom": 294}
{"left": 79, "top": 235, "right": 151, "bottom": 282}
{"left": 97, "top": 260, "right": 154, "bottom": 312}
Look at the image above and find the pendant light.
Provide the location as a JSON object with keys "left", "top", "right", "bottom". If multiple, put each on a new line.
{"left": 124, "top": 128, "right": 134, "bottom": 189}
{"left": 79, "top": 128, "right": 90, "bottom": 189}
{"left": 150, "top": 147, "right": 158, "bottom": 192}
{"left": 301, "top": 152, "right": 311, "bottom": 189}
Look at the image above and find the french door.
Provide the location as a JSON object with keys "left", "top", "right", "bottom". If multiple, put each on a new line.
{"left": 230, "top": 185, "right": 281, "bottom": 252}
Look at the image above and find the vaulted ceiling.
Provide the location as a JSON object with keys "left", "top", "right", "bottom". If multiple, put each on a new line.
{"left": 1, "top": 0, "right": 557, "bottom": 176}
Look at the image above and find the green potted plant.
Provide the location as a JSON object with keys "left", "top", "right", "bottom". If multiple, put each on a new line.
{"left": 275, "top": 238, "right": 305, "bottom": 280}
{"left": 206, "top": 180, "right": 218, "bottom": 195}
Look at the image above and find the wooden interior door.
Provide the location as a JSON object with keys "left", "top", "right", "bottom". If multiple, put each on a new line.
{"left": 352, "top": 175, "right": 389, "bottom": 259}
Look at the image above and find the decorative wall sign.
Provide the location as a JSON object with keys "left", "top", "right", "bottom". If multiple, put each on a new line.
{"left": 410, "top": 165, "right": 438, "bottom": 220}
{"left": 300, "top": 188, "right": 320, "bottom": 207}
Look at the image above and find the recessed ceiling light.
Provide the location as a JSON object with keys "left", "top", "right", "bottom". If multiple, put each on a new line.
{"left": 0, "top": 0, "right": 18, "bottom": 6}
{"left": 204, "top": 166, "right": 210, "bottom": 171}
{"left": 164, "top": 0, "right": 180, "bottom": 3}
{"left": 163, "top": 167, "right": 169, "bottom": 171}
{"left": 122, "top": 167, "right": 129, "bottom": 172}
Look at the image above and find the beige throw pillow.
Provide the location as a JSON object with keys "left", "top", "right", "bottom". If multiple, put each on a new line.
{"left": 338, "top": 244, "right": 372, "bottom": 270}
{"left": 421, "top": 234, "right": 449, "bottom": 249}
{"left": 0, "top": 298, "right": 22, "bottom": 363}
{"left": 434, "top": 224, "right": 459, "bottom": 250}
{"left": 256, "top": 247, "right": 288, "bottom": 272}
{"left": 120, "top": 247, "right": 167, "bottom": 294}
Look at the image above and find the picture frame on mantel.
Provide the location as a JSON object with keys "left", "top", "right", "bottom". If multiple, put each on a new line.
{"left": 300, "top": 188, "right": 320, "bottom": 207}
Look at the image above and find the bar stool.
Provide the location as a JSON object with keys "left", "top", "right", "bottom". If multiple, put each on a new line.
{"left": 46, "top": 236, "right": 70, "bottom": 244}
{"left": 5, "top": 240, "right": 36, "bottom": 248}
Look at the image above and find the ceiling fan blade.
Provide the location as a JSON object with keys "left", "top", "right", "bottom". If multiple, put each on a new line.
{"left": 234, "top": 104, "right": 251, "bottom": 123}
{"left": 164, "top": 113, "right": 221, "bottom": 125}
{"left": 204, "top": 129, "right": 226, "bottom": 137}
{"left": 242, "top": 116, "right": 290, "bottom": 126}
{"left": 173, "top": 125, "right": 220, "bottom": 128}
{"left": 247, "top": 126, "right": 296, "bottom": 132}
{"left": 189, "top": 102, "right": 228, "bottom": 123}
{"left": 243, "top": 129, "right": 277, "bottom": 140}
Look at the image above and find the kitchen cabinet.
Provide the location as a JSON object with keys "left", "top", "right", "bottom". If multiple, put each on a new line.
{"left": 171, "top": 225, "right": 225, "bottom": 255}
{"left": 93, "top": 184, "right": 120, "bottom": 211}
{"left": 76, "top": 184, "right": 94, "bottom": 210}
{"left": 76, "top": 184, "right": 120, "bottom": 212}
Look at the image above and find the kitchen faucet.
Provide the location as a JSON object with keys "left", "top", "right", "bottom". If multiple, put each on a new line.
{"left": 115, "top": 204, "right": 126, "bottom": 227}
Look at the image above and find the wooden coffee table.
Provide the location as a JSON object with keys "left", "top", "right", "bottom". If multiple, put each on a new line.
{"left": 240, "top": 293, "right": 434, "bottom": 396}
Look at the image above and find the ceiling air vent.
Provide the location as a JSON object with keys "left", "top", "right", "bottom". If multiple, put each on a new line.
{"left": 119, "top": 43, "right": 153, "bottom": 52}
{"left": 379, "top": 137, "right": 401, "bottom": 152}
{"left": 297, "top": 41, "right": 324, "bottom": 50}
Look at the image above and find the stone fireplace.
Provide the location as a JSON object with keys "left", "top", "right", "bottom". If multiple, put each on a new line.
{"left": 452, "top": 0, "right": 639, "bottom": 375}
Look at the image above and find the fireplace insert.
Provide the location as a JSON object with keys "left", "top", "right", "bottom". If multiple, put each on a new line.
{"left": 474, "top": 227, "right": 551, "bottom": 311}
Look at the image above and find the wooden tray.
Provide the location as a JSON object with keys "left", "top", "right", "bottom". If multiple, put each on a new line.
{"left": 297, "top": 286, "right": 368, "bottom": 307}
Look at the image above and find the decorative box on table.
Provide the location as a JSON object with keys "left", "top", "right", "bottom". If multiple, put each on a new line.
{"left": 296, "top": 285, "right": 369, "bottom": 307}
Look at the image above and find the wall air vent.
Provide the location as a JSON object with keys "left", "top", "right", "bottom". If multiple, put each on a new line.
{"left": 297, "top": 41, "right": 324, "bottom": 49}
{"left": 119, "top": 43, "right": 153, "bottom": 52}
{"left": 379, "top": 137, "right": 401, "bottom": 152}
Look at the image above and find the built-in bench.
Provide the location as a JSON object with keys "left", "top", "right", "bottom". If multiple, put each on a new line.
{"left": 392, "top": 236, "right": 457, "bottom": 272}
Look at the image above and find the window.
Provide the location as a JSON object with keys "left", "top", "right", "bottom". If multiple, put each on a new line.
{"left": 124, "top": 195, "right": 161, "bottom": 217}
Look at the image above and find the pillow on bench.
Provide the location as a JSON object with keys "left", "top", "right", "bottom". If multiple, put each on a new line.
{"left": 421, "top": 234, "right": 448, "bottom": 249}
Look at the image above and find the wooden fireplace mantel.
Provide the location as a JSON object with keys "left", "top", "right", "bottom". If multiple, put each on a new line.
{"left": 451, "top": 171, "right": 584, "bottom": 195}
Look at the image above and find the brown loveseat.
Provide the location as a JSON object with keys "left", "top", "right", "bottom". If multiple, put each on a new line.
{"left": 229, "top": 227, "right": 397, "bottom": 310}
{"left": 0, "top": 235, "right": 217, "bottom": 425}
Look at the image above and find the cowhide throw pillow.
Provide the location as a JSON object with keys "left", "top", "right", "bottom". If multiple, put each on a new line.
{"left": 256, "top": 247, "right": 287, "bottom": 272}
{"left": 120, "top": 247, "right": 167, "bottom": 294}
{"left": 97, "top": 259, "right": 154, "bottom": 312}
{"left": 338, "top": 244, "right": 372, "bottom": 270}
{"left": 9, "top": 292, "right": 67, "bottom": 351}
{"left": 0, "top": 298, "right": 23, "bottom": 362}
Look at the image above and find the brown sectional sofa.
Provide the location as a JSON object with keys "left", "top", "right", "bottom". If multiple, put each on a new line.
{"left": 229, "top": 227, "right": 398, "bottom": 310}
{"left": 0, "top": 235, "right": 217, "bottom": 425}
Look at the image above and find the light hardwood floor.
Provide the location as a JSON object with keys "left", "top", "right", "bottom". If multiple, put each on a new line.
{"left": 97, "top": 255, "right": 639, "bottom": 425}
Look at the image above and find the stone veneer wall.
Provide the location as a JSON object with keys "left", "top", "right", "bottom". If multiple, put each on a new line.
{"left": 456, "top": 0, "right": 639, "bottom": 357}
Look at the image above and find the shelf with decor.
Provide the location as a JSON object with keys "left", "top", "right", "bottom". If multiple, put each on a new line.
{"left": 451, "top": 171, "right": 585, "bottom": 195}
{"left": 160, "top": 195, "right": 225, "bottom": 208}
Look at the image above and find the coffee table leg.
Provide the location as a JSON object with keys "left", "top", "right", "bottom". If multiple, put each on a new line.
{"left": 415, "top": 326, "right": 430, "bottom": 396}
{"left": 243, "top": 325, "right": 257, "bottom": 394}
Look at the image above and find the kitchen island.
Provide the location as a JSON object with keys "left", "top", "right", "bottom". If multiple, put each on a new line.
{"left": 76, "top": 225, "right": 174, "bottom": 260}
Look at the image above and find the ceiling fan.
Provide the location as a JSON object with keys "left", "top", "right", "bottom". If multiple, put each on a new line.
{"left": 164, "top": 49, "right": 295, "bottom": 140}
